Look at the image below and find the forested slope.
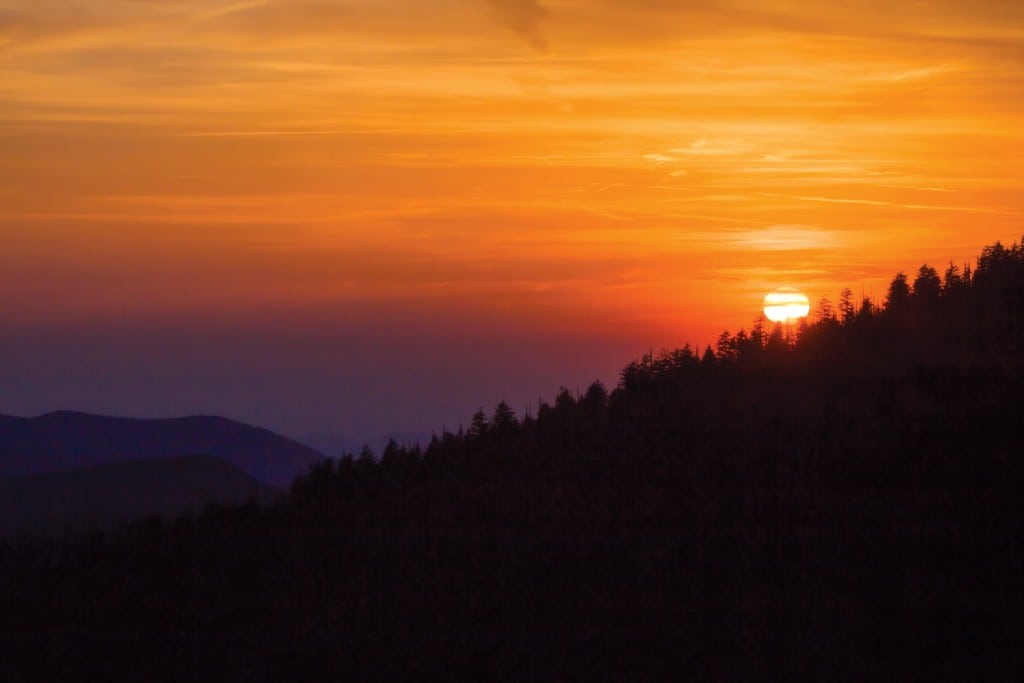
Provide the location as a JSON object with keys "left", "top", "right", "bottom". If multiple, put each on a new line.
{"left": 2, "top": 239, "right": 1022, "bottom": 681}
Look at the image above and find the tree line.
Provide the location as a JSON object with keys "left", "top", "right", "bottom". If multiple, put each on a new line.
{"left": 1, "top": 238, "right": 1021, "bottom": 680}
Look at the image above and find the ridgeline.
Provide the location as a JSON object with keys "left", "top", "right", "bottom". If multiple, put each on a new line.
{"left": 2, "top": 239, "right": 1022, "bottom": 680}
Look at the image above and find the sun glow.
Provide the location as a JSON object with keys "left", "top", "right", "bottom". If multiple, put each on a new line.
{"left": 3, "top": 0, "right": 1024, "bottom": 394}
{"left": 763, "top": 287, "right": 810, "bottom": 323}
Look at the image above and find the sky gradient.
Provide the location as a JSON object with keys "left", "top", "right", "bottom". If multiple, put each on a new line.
{"left": 3, "top": 0, "right": 1023, "bottom": 442}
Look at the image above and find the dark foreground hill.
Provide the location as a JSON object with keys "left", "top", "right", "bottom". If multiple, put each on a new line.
{"left": 3, "top": 366, "right": 1018, "bottom": 680}
{"left": 1, "top": 239, "right": 1022, "bottom": 680}
{"left": 0, "top": 456, "right": 278, "bottom": 537}
{"left": 0, "top": 411, "right": 324, "bottom": 486}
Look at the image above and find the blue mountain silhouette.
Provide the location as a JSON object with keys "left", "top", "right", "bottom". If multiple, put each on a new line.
{"left": 0, "top": 411, "right": 325, "bottom": 487}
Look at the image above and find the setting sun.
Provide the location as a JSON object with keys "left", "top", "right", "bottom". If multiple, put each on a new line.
{"left": 2, "top": 0, "right": 1023, "bottom": 441}
{"left": 763, "top": 287, "right": 811, "bottom": 322}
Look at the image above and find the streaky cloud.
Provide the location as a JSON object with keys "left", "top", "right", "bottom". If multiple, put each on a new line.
{"left": 760, "top": 192, "right": 1024, "bottom": 216}
{"left": 488, "top": 0, "right": 548, "bottom": 52}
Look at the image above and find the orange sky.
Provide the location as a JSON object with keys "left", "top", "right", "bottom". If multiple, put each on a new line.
{"left": 2, "top": 0, "right": 1023, "bottom": 437}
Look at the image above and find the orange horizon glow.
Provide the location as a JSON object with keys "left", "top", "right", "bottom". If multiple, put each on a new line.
{"left": 3, "top": 0, "right": 1024, "bottom": 352}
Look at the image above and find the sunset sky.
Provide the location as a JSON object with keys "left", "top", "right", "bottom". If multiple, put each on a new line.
{"left": 3, "top": 0, "right": 1023, "bottom": 443}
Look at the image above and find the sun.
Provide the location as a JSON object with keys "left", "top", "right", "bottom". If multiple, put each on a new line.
{"left": 763, "top": 287, "right": 810, "bottom": 322}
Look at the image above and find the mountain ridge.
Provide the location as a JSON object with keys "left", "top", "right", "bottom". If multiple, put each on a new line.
{"left": 0, "top": 411, "right": 326, "bottom": 487}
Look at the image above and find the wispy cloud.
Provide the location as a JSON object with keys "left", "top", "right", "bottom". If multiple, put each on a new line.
{"left": 487, "top": 0, "right": 548, "bottom": 52}
{"left": 671, "top": 139, "right": 750, "bottom": 157}
{"left": 864, "top": 64, "right": 961, "bottom": 82}
{"left": 760, "top": 193, "right": 1024, "bottom": 216}
{"left": 644, "top": 153, "right": 677, "bottom": 163}
{"left": 729, "top": 225, "right": 840, "bottom": 251}
{"left": 679, "top": 225, "right": 840, "bottom": 251}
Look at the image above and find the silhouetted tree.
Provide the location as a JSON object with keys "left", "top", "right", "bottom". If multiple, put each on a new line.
{"left": 381, "top": 438, "right": 403, "bottom": 465}
{"left": 750, "top": 315, "right": 768, "bottom": 352}
{"left": 816, "top": 296, "right": 835, "bottom": 323}
{"left": 492, "top": 401, "right": 518, "bottom": 434}
{"left": 885, "top": 271, "right": 911, "bottom": 313}
{"left": 766, "top": 322, "right": 787, "bottom": 353}
{"left": 701, "top": 345, "right": 716, "bottom": 366}
{"left": 912, "top": 264, "right": 941, "bottom": 301}
{"left": 469, "top": 408, "right": 489, "bottom": 438}
{"left": 582, "top": 381, "right": 609, "bottom": 410}
{"left": 857, "top": 295, "right": 875, "bottom": 322}
{"left": 839, "top": 288, "right": 855, "bottom": 325}
{"left": 733, "top": 329, "right": 750, "bottom": 359}
{"left": 715, "top": 330, "right": 735, "bottom": 362}
{"left": 942, "top": 262, "right": 968, "bottom": 296}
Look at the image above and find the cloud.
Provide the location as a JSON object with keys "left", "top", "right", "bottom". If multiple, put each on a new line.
{"left": 0, "top": 8, "right": 22, "bottom": 32}
{"left": 200, "top": 1, "right": 354, "bottom": 36}
{"left": 759, "top": 193, "right": 1024, "bottom": 216}
{"left": 729, "top": 225, "right": 839, "bottom": 252}
{"left": 672, "top": 139, "right": 750, "bottom": 156}
{"left": 644, "top": 153, "right": 677, "bottom": 163}
{"left": 487, "top": 0, "right": 548, "bottom": 52}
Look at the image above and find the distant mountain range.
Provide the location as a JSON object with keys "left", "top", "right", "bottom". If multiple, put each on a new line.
{"left": 0, "top": 411, "right": 326, "bottom": 487}
{"left": 0, "top": 455, "right": 277, "bottom": 537}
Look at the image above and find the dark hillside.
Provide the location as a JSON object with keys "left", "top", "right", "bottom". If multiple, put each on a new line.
{"left": 0, "top": 412, "right": 324, "bottom": 486}
{"left": 1, "top": 238, "right": 1021, "bottom": 680}
{"left": 0, "top": 456, "right": 278, "bottom": 537}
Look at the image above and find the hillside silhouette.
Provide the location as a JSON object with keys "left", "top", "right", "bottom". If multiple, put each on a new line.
{"left": 0, "top": 411, "right": 325, "bottom": 487}
{"left": 1, "top": 238, "right": 1022, "bottom": 680}
{"left": 0, "top": 456, "right": 277, "bottom": 537}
